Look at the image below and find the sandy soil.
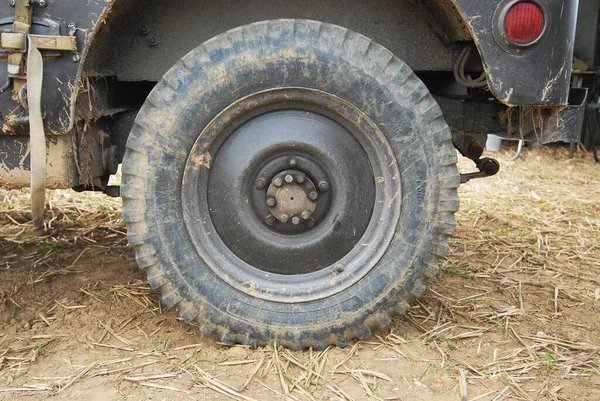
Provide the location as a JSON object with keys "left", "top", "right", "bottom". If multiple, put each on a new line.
{"left": 0, "top": 146, "right": 599, "bottom": 401}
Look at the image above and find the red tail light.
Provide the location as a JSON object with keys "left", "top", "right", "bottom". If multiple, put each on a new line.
{"left": 504, "top": 2, "right": 545, "bottom": 45}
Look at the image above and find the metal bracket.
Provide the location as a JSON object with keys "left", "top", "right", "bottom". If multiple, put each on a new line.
{"left": 460, "top": 157, "right": 501, "bottom": 183}
{"left": 452, "top": 131, "right": 501, "bottom": 183}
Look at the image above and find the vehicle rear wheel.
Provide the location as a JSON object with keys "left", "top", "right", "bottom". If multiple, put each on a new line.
{"left": 122, "top": 19, "right": 460, "bottom": 350}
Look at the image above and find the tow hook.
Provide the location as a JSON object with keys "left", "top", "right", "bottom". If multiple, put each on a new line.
{"left": 460, "top": 157, "right": 500, "bottom": 183}
{"left": 452, "top": 132, "right": 500, "bottom": 184}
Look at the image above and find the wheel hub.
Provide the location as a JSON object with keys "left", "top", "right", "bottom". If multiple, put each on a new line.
{"left": 264, "top": 169, "right": 322, "bottom": 227}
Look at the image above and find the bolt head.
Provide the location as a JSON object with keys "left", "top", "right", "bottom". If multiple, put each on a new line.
{"left": 266, "top": 197, "right": 276, "bottom": 207}
{"left": 296, "top": 175, "right": 305, "bottom": 184}
{"left": 288, "top": 158, "right": 298, "bottom": 167}
{"left": 301, "top": 211, "right": 311, "bottom": 220}
{"left": 292, "top": 217, "right": 301, "bottom": 225}
{"left": 309, "top": 191, "right": 318, "bottom": 201}
{"left": 273, "top": 178, "right": 284, "bottom": 187}
{"left": 306, "top": 218, "right": 315, "bottom": 228}
{"left": 284, "top": 174, "right": 294, "bottom": 184}
{"left": 318, "top": 181, "right": 330, "bottom": 192}
{"left": 255, "top": 178, "right": 266, "bottom": 189}
{"left": 280, "top": 214, "right": 289, "bottom": 223}
{"left": 266, "top": 215, "right": 276, "bottom": 226}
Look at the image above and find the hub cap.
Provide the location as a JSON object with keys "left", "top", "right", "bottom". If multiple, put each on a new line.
{"left": 265, "top": 169, "right": 319, "bottom": 227}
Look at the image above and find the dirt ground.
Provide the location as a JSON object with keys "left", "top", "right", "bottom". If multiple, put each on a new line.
{"left": 0, "top": 146, "right": 599, "bottom": 401}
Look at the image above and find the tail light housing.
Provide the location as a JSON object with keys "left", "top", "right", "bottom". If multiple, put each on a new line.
{"left": 504, "top": 2, "right": 546, "bottom": 46}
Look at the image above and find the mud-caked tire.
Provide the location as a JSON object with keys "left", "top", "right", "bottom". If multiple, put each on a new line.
{"left": 122, "top": 19, "right": 460, "bottom": 350}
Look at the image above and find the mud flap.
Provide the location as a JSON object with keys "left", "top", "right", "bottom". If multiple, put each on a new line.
{"left": 533, "top": 88, "right": 589, "bottom": 144}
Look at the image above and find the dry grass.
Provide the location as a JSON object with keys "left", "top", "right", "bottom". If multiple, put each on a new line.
{"left": 0, "top": 145, "right": 599, "bottom": 400}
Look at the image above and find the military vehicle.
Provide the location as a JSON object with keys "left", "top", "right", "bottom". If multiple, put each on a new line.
{"left": 0, "top": 0, "right": 585, "bottom": 349}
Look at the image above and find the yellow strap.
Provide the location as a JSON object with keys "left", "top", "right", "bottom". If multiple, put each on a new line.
{"left": 2, "top": 33, "right": 77, "bottom": 51}
{"left": 10, "top": 0, "right": 32, "bottom": 76}
{"left": 14, "top": 0, "right": 31, "bottom": 26}
{"left": 27, "top": 36, "right": 45, "bottom": 227}
{"left": 1, "top": 32, "right": 26, "bottom": 50}
{"left": 13, "top": 21, "right": 30, "bottom": 32}
{"left": 30, "top": 34, "right": 77, "bottom": 51}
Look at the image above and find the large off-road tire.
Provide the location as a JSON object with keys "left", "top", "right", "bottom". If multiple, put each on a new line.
{"left": 122, "top": 20, "right": 460, "bottom": 350}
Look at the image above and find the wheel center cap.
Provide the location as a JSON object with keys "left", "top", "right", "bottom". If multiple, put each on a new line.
{"left": 276, "top": 186, "right": 310, "bottom": 216}
{"left": 265, "top": 169, "right": 325, "bottom": 226}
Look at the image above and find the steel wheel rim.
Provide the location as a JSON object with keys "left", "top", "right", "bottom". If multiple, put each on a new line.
{"left": 182, "top": 87, "right": 401, "bottom": 303}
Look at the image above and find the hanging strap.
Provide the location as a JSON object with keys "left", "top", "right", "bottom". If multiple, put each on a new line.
{"left": 27, "top": 36, "right": 45, "bottom": 227}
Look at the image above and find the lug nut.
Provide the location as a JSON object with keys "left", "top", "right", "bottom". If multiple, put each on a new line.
{"left": 306, "top": 218, "right": 315, "bottom": 228}
{"left": 296, "top": 175, "right": 305, "bottom": 184}
{"left": 273, "top": 178, "right": 284, "bottom": 187}
{"left": 309, "top": 191, "right": 318, "bottom": 201}
{"left": 285, "top": 174, "right": 294, "bottom": 184}
{"left": 288, "top": 158, "right": 298, "bottom": 167}
{"left": 266, "top": 197, "right": 276, "bottom": 207}
{"left": 266, "top": 215, "right": 276, "bottom": 226}
{"left": 292, "top": 217, "right": 301, "bottom": 225}
{"left": 301, "top": 211, "right": 311, "bottom": 220}
{"left": 255, "top": 178, "right": 266, "bottom": 189}
{"left": 280, "top": 214, "right": 289, "bottom": 223}
{"left": 318, "top": 181, "right": 330, "bottom": 192}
